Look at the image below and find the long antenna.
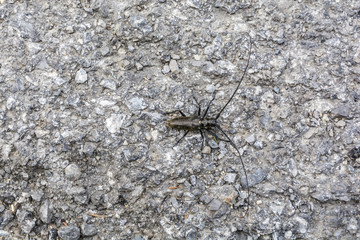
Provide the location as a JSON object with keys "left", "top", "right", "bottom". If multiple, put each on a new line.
{"left": 216, "top": 33, "right": 252, "bottom": 120}
{"left": 216, "top": 125, "right": 250, "bottom": 214}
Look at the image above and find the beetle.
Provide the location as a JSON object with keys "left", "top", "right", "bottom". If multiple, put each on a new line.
{"left": 167, "top": 33, "right": 252, "bottom": 210}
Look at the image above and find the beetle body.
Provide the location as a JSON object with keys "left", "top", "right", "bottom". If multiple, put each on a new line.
{"left": 168, "top": 116, "right": 218, "bottom": 130}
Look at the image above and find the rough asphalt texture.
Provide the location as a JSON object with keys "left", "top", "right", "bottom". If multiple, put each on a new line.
{"left": 0, "top": 0, "right": 359, "bottom": 239}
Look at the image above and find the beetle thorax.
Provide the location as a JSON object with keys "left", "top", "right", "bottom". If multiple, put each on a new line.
{"left": 199, "top": 118, "right": 217, "bottom": 129}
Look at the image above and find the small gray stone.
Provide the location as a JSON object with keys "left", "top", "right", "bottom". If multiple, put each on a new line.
{"left": 100, "top": 79, "right": 117, "bottom": 90}
{"left": 332, "top": 104, "right": 351, "bottom": 119}
{"left": 208, "top": 139, "right": 219, "bottom": 149}
{"left": 6, "top": 96, "right": 16, "bottom": 110}
{"left": 65, "top": 25, "right": 75, "bottom": 34}
{"left": 169, "top": 59, "right": 179, "bottom": 73}
{"left": 242, "top": 167, "right": 267, "bottom": 187}
{"left": 335, "top": 120, "right": 346, "bottom": 127}
{"left": 0, "top": 230, "right": 10, "bottom": 237}
{"left": 65, "top": 163, "right": 81, "bottom": 180}
{"left": 292, "top": 216, "right": 308, "bottom": 234}
{"left": 81, "top": 223, "right": 98, "bottom": 237}
{"left": 58, "top": 225, "right": 80, "bottom": 240}
{"left": 69, "top": 186, "right": 86, "bottom": 195}
{"left": 202, "top": 146, "right": 211, "bottom": 154}
{"left": 171, "top": 54, "right": 180, "bottom": 60}
{"left": 346, "top": 217, "right": 358, "bottom": 234}
{"left": 171, "top": 197, "right": 179, "bottom": 208}
{"left": 200, "top": 195, "right": 213, "bottom": 204}
{"left": 254, "top": 141, "right": 265, "bottom": 149}
{"left": 17, "top": 210, "right": 35, "bottom": 234}
{"left": 99, "top": 99, "right": 116, "bottom": 107}
{"left": 65, "top": 93, "right": 80, "bottom": 107}
{"left": 184, "top": 192, "right": 195, "bottom": 201}
{"left": 162, "top": 65, "right": 170, "bottom": 74}
{"left": 84, "top": 32, "right": 91, "bottom": 43}
{"left": 213, "top": 204, "right": 229, "bottom": 218}
{"left": 303, "top": 128, "right": 317, "bottom": 139}
{"left": 132, "top": 235, "right": 144, "bottom": 240}
{"left": 25, "top": 42, "right": 42, "bottom": 55}
{"left": 128, "top": 44, "right": 135, "bottom": 52}
{"left": 0, "top": 211, "right": 14, "bottom": 228}
{"left": 18, "top": 20, "right": 39, "bottom": 41}
{"left": 49, "top": 228, "right": 57, "bottom": 240}
{"left": 30, "top": 190, "right": 44, "bottom": 202}
{"left": 129, "top": 15, "right": 153, "bottom": 35}
{"left": 260, "top": 116, "right": 271, "bottom": 128}
{"left": 186, "top": 228, "right": 199, "bottom": 240}
{"left": 224, "top": 173, "right": 237, "bottom": 183}
{"left": 39, "top": 199, "right": 51, "bottom": 224}
{"left": 2, "top": 144, "right": 12, "bottom": 160}
{"left": 285, "top": 231, "right": 292, "bottom": 239}
{"left": 83, "top": 142, "right": 97, "bottom": 155}
{"left": 135, "top": 62, "right": 143, "bottom": 70}
{"left": 209, "top": 199, "right": 222, "bottom": 211}
{"left": 190, "top": 175, "right": 197, "bottom": 185}
{"left": 21, "top": 219, "right": 35, "bottom": 234}
{"left": 216, "top": 60, "right": 236, "bottom": 75}
{"left": 130, "top": 15, "right": 148, "bottom": 28}
{"left": 205, "top": 84, "right": 216, "bottom": 93}
{"left": 100, "top": 46, "right": 110, "bottom": 56}
{"left": 127, "top": 96, "right": 148, "bottom": 111}
{"left": 288, "top": 158, "right": 298, "bottom": 177}
{"left": 273, "top": 86, "right": 280, "bottom": 93}
{"left": 75, "top": 68, "right": 87, "bottom": 83}
{"left": 105, "top": 114, "right": 126, "bottom": 133}
{"left": 245, "top": 134, "right": 256, "bottom": 144}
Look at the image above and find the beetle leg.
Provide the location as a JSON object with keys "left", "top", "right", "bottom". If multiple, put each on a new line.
{"left": 173, "top": 130, "right": 189, "bottom": 147}
{"left": 206, "top": 129, "right": 230, "bottom": 143}
{"left": 165, "top": 110, "right": 186, "bottom": 117}
{"left": 199, "top": 129, "right": 205, "bottom": 150}
{"left": 178, "top": 110, "right": 186, "bottom": 117}
{"left": 191, "top": 94, "right": 202, "bottom": 116}
{"left": 202, "top": 91, "right": 216, "bottom": 118}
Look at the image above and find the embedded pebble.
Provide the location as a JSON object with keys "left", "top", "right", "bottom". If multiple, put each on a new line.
{"left": 100, "top": 79, "right": 117, "bottom": 90}
{"left": 39, "top": 199, "right": 51, "bottom": 223}
{"left": 81, "top": 223, "right": 98, "bottom": 237}
{"left": 127, "top": 96, "right": 148, "bottom": 111}
{"left": 209, "top": 199, "right": 222, "bottom": 211}
{"left": 83, "top": 142, "right": 97, "bottom": 155}
{"left": 254, "top": 140, "right": 264, "bottom": 149}
{"left": 205, "top": 84, "right": 216, "bottom": 93}
{"left": 65, "top": 163, "right": 81, "bottom": 180}
{"left": 17, "top": 210, "right": 36, "bottom": 234}
{"left": 242, "top": 167, "right": 267, "bottom": 187}
{"left": 0, "top": 230, "right": 10, "bottom": 237}
{"left": 75, "top": 68, "right": 87, "bottom": 83}
{"left": 224, "top": 173, "right": 237, "bottom": 183}
{"left": 105, "top": 114, "right": 126, "bottom": 133}
{"left": 245, "top": 134, "right": 256, "bottom": 144}
{"left": 84, "top": 32, "right": 91, "bottom": 43}
{"left": 58, "top": 226, "right": 81, "bottom": 240}
{"left": 162, "top": 65, "right": 170, "bottom": 74}
{"left": 65, "top": 25, "right": 75, "bottom": 34}
{"left": 169, "top": 60, "right": 179, "bottom": 73}
{"left": 6, "top": 96, "right": 16, "bottom": 110}
{"left": 202, "top": 146, "right": 211, "bottom": 154}
{"left": 190, "top": 175, "right": 197, "bottom": 185}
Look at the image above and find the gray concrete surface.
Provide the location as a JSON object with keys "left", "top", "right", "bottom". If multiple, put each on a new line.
{"left": 0, "top": 0, "right": 359, "bottom": 239}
